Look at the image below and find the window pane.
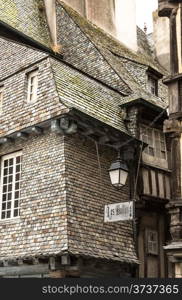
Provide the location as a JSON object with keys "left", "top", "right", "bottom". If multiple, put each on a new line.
{"left": 140, "top": 125, "right": 167, "bottom": 159}
{"left": 15, "top": 191, "right": 19, "bottom": 199}
{"left": 149, "top": 147, "right": 154, "bottom": 156}
{"left": 3, "top": 185, "right": 7, "bottom": 193}
{"left": 14, "top": 209, "right": 19, "bottom": 217}
{"left": 6, "top": 211, "right": 11, "bottom": 218}
{"left": 4, "top": 160, "right": 8, "bottom": 167}
{"left": 8, "top": 184, "right": 12, "bottom": 192}
{"left": 16, "top": 156, "right": 21, "bottom": 164}
{"left": 15, "top": 182, "right": 20, "bottom": 190}
{"left": 3, "top": 176, "right": 7, "bottom": 184}
{"left": 27, "top": 71, "right": 38, "bottom": 103}
{"left": 1, "top": 212, "right": 5, "bottom": 219}
{"left": 16, "top": 165, "right": 20, "bottom": 172}
{"left": 15, "top": 173, "right": 20, "bottom": 181}
{"left": 7, "top": 202, "right": 11, "bottom": 209}
{"left": 9, "top": 158, "right": 13, "bottom": 166}
{"left": 161, "top": 151, "right": 166, "bottom": 159}
{"left": 9, "top": 167, "right": 13, "bottom": 174}
{"left": 7, "top": 193, "right": 12, "bottom": 200}
{"left": 4, "top": 168, "right": 8, "bottom": 176}
{"left": 14, "top": 200, "right": 19, "bottom": 208}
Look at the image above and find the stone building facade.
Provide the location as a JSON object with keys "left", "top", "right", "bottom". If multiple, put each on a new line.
{"left": 158, "top": 0, "right": 182, "bottom": 278}
{"left": 0, "top": 0, "right": 173, "bottom": 277}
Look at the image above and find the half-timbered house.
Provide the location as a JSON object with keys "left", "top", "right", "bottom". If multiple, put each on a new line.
{"left": 0, "top": 0, "right": 172, "bottom": 277}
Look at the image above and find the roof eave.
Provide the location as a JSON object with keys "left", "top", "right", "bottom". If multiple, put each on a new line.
{"left": 0, "top": 20, "right": 63, "bottom": 59}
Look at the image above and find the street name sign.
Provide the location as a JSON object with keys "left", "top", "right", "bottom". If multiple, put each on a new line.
{"left": 104, "top": 201, "right": 134, "bottom": 222}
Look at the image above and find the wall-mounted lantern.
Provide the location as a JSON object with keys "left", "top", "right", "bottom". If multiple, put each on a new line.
{"left": 109, "top": 153, "right": 129, "bottom": 189}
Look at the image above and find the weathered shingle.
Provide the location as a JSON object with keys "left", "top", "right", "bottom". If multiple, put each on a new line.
{"left": 51, "top": 58, "right": 129, "bottom": 133}
{"left": 0, "top": 0, "right": 50, "bottom": 47}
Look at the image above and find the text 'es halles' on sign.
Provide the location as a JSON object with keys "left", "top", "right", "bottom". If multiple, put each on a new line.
{"left": 104, "top": 201, "right": 134, "bottom": 223}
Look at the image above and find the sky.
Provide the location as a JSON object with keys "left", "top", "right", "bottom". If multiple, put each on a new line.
{"left": 136, "top": 0, "right": 158, "bottom": 33}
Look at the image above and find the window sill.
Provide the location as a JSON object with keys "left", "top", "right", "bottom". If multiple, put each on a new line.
{"left": 0, "top": 217, "right": 20, "bottom": 224}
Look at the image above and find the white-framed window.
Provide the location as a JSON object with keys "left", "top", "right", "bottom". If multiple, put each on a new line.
{"left": 146, "top": 229, "right": 158, "bottom": 255}
{"left": 140, "top": 125, "right": 167, "bottom": 160}
{"left": 0, "top": 86, "right": 4, "bottom": 114}
{"left": 27, "top": 70, "right": 38, "bottom": 103}
{"left": 148, "top": 75, "right": 158, "bottom": 96}
{"left": 0, "top": 151, "right": 22, "bottom": 220}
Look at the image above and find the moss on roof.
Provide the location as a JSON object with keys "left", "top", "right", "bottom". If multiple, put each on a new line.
{"left": 51, "top": 58, "right": 129, "bottom": 134}
{"left": 0, "top": 0, "right": 50, "bottom": 47}
{"left": 59, "top": 0, "right": 167, "bottom": 75}
{"left": 58, "top": 1, "right": 168, "bottom": 111}
{"left": 1, "top": 0, "right": 168, "bottom": 125}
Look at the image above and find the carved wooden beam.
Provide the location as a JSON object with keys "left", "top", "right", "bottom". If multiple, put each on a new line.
{"left": 2, "top": 260, "right": 8, "bottom": 267}
{"left": 99, "top": 135, "right": 110, "bottom": 144}
{"left": 31, "top": 126, "right": 43, "bottom": 135}
{"left": 17, "top": 259, "right": 23, "bottom": 266}
{"left": 49, "top": 257, "right": 56, "bottom": 271}
{"left": 51, "top": 120, "right": 63, "bottom": 134}
{"left": 32, "top": 258, "right": 39, "bottom": 265}
{"left": 0, "top": 137, "right": 12, "bottom": 144}
{"left": 16, "top": 132, "right": 29, "bottom": 141}
{"left": 0, "top": 264, "right": 49, "bottom": 276}
{"left": 82, "top": 128, "right": 95, "bottom": 136}
{"left": 61, "top": 254, "right": 70, "bottom": 266}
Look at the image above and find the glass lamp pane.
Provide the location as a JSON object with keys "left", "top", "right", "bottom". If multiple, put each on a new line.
{"left": 119, "top": 169, "right": 128, "bottom": 186}
{"left": 109, "top": 169, "right": 120, "bottom": 186}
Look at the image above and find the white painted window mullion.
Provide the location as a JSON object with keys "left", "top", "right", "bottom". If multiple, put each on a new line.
{"left": 11, "top": 156, "right": 16, "bottom": 219}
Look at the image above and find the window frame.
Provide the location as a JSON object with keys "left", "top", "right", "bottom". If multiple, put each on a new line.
{"left": 140, "top": 124, "right": 167, "bottom": 160}
{"left": 27, "top": 69, "right": 38, "bottom": 103}
{"left": 0, "top": 151, "right": 22, "bottom": 220}
{"left": 148, "top": 75, "right": 158, "bottom": 96}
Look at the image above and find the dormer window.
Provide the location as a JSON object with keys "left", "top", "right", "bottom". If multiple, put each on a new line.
{"left": 0, "top": 86, "right": 4, "bottom": 114}
{"left": 146, "top": 67, "right": 163, "bottom": 97}
{"left": 27, "top": 70, "right": 38, "bottom": 103}
{"left": 148, "top": 75, "right": 158, "bottom": 96}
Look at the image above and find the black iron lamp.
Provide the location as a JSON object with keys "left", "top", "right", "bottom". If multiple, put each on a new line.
{"left": 109, "top": 152, "right": 129, "bottom": 189}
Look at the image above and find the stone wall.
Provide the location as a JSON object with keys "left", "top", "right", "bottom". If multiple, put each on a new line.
{"left": 153, "top": 10, "right": 170, "bottom": 71}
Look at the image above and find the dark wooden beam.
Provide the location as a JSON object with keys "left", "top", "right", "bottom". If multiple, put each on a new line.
{"left": 49, "top": 257, "right": 56, "bottom": 271}
{"left": 0, "top": 137, "right": 12, "bottom": 144}
{"left": 51, "top": 120, "right": 63, "bottom": 135}
{"left": 0, "top": 264, "right": 49, "bottom": 276}
{"left": 61, "top": 254, "right": 70, "bottom": 266}
{"left": 16, "top": 132, "right": 29, "bottom": 140}
{"left": 31, "top": 126, "right": 43, "bottom": 135}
